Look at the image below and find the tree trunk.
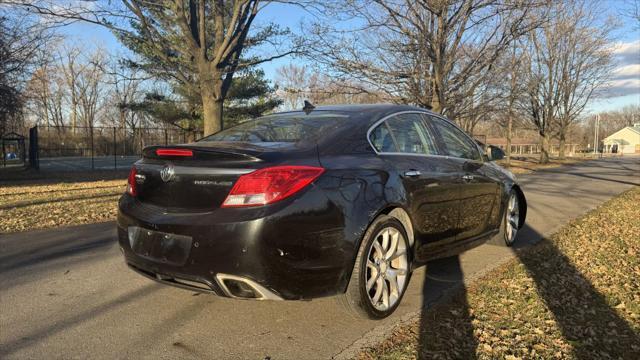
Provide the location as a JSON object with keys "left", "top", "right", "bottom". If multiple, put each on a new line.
{"left": 201, "top": 84, "right": 223, "bottom": 136}
{"left": 71, "top": 89, "right": 77, "bottom": 134}
{"left": 430, "top": 90, "right": 442, "bottom": 113}
{"left": 558, "top": 132, "right": 566, "bottom": 160}
{"left": 430, "top": 66, "right": 444, "bottom": 113}
{"left": 539, "top": 132, "right": 550, "bottom": 164}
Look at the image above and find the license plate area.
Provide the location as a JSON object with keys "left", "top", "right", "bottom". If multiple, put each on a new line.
{"left": 128, "top": 226, "right": 192, "bottom": 266}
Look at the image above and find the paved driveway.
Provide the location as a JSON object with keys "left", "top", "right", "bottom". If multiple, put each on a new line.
{"left": 1, "top": 156, "right": 638, "bottom": 359}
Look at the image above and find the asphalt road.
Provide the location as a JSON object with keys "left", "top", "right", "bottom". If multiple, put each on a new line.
{"left": 1, "top": 156, "right": 638, "bottom": 359}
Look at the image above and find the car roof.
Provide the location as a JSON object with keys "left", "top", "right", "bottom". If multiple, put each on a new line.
{"left": 276, "top": 103, "right": 436, "bottom": 116}
{"left": 271, "top": 103, "right": 442, "bottom": 127}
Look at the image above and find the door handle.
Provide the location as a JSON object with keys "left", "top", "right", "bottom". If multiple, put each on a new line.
{"left": 403, "top": 170, "right": 421, "bottom": 177}
{"left": 462, "top": 174, "right": 474, "bottom": 182}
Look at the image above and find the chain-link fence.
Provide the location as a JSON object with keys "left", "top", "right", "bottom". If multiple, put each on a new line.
{"left": 35, "top": 125, "right": 201, "bottom": 172}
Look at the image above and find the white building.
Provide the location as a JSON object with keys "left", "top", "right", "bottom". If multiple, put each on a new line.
{"left": 603, "top": 124, "right": 640, "bottom": 154}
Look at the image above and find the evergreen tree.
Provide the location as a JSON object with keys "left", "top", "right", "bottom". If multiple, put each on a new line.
{"left": 123, "top": 69, "right": 281, "bottom": 132}
{"left": 113, "top": 1, "right": 295, "bottom": 135}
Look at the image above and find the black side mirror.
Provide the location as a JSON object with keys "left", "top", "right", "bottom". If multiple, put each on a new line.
{"left": 487, "top": 145, "right": 505, "bottom": 161}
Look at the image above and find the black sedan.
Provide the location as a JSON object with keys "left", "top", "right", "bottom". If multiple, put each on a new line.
{"left": 117, "top": 104, "right": 526, "bottom": 319}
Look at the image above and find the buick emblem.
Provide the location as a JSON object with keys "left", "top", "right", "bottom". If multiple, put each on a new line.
{"left": 160, "top": 164, "right": 175, "bottom": 182}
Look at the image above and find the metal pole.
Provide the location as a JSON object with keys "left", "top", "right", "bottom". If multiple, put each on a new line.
{"left": 593, "top": 114, "right": 597, "bottom": 155}
{"left": 596, "top": 114, "right": 600, "bottom": 156}
{"left": 90, "top": 126, "right": 95, "bottom": 171}
{"left": 113, "top": 127, "right": 117, "bottom": 170}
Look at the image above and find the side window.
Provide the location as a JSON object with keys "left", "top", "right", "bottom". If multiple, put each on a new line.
{"left": 427, "top": 116, "right": 481, "bottom": 160}
{"left": 384, "top": 113, "right": 438, "bottom": 154}
{"left": 370, "top": 122, "right": 397, "bottom": 152}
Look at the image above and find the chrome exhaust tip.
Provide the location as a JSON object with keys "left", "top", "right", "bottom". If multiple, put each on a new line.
{"left": 215, "top": 274, "right": 283, "bottom": 300}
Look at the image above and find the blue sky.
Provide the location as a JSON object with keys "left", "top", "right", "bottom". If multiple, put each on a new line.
{"left": 60, "top": 1, "right": 639, "bottom": 114}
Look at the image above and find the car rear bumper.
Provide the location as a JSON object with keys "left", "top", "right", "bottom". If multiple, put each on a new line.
{"left": 116, "top": 186, "right": 355, "bottom": 300}
{"left": 124, "top": 260, "right": 284, "bottom": 300}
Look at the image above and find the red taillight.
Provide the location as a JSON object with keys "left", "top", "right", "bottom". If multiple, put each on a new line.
{"left": 156, "top": 148, "right": 193, "bottom": 157}
{"left": 127, "top": 167, "right": 137, "bottom": 197}
{"left": 221, "top": 166, "right": 325, "bottom": 207}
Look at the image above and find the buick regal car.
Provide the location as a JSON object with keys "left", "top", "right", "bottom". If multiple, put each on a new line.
{"left": 117, "top": 104, "right": 526, "bottom": 319}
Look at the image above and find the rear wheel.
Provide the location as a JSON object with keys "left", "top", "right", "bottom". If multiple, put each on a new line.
{"left": 338, "top": 215, "right": 411, "bottom": 319}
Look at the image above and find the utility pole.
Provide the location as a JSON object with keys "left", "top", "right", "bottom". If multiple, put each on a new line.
{"left": 593, "top": 114, "right": 597, "bottom": 154}
{"left": 597, "top": 113, "right": 600, "bottom": 153}
{"left": 592, "top": 114, "right": 600, "bottom": 155}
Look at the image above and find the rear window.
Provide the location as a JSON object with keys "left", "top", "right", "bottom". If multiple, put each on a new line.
{"left": 199, "top": 113, "right": 348, "bottom": 143}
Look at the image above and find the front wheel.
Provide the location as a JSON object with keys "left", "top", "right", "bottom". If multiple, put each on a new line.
{"left": 490, "top": 190, "right": 520, "bottom": 247}
{"left": 504, "top": 190, "right": 520, "bottom": 246}
{"left": 338, "top": 215, "right": 411, "bottom": 319}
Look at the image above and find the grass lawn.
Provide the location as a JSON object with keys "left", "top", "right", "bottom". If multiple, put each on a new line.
{"left": 357, "top": 187, "right": 640, "bottom": 360}
{"left": 0, "top": 172, "right": 126, "bottom": 233}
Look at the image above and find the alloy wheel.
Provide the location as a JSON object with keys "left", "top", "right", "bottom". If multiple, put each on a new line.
{"left": 505, "top": 193, "right": 520, "bottom": 244}
{"left": 365, "top": 226, "right": 409, "bottom": 311}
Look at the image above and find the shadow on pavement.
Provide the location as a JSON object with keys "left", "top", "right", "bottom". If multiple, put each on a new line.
{"left": 0, "top": 283, "right": 163, "bottom": 357}
{"left": 0, "top": 223, "right": 117, "bottom": 290}
{"left": 560, "top": 172, "right": 640, "bottom": 186}
{"left": 0, "top": 224, "right": 116, "bottom": 272}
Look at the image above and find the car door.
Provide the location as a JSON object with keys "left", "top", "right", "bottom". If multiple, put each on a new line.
{"left": 426, "top": 115, "right": 501, "bottom": 241}
{"left": 369, "top": 113, "right": 461, "bottom": 262}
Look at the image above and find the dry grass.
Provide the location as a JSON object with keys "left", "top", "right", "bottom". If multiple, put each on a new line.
{"left": 357, "top": 187, "right": 640, "bottom": 360}
{"left": 0, "top": 177, "right": 125, "bottom": 233}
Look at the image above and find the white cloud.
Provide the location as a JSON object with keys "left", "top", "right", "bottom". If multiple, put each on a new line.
{"left": 604, "top": 40, "right": 640, "bottom": 97}
{"left": 613, "top": 64, "right": 640, "bottom": 79}
{"left": 605, "top": 79, "right": 640, "bottom": 98}
{"left": 612, "top": 40, "right": 640, "bottom": 65}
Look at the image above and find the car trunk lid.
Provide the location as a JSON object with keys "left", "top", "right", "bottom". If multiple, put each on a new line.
{"left": 134, "top": 143, "right": 315, "bottom": 211}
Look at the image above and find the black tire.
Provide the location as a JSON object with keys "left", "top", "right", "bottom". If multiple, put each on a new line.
{"left": 489, "top": 189, "right": 520, "bottom": 247}
{"left": 337, "top": 215, "right": 412, "bottom": 319}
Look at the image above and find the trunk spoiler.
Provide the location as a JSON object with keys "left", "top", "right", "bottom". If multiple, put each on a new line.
{"left": 143, "top": 145, "right": 261, "bottom": 162}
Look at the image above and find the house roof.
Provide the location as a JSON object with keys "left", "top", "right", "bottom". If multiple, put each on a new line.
{"left": 603, "top": 126, "right": 640, "bottom": 141}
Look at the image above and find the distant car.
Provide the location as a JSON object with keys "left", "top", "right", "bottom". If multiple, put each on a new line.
{"left": 5, "top": 152, "right": 17, "bottom": 160}
{"left": 117, "top": 104, "right": 527, "bottom": 319}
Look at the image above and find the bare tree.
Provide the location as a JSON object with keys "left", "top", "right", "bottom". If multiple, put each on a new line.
{"left": 275, "top": 63, "right": 383, "bottom": 110}
{"left": 307, "top": 0, "right": 543, "bottom": 122}
{"left": 275, "top": 63, "right": 310, "bottom": 110}
{"left": 26, "top": 64, "right": 66, "bottom": 128}
{"left": 492, "top": 41, "right": 529, "bottom": 166}
{"left": 103, "top": 60, "right": 147, "bottom": 130}
{"left": 521, "top": 0, "right": 616, "bottom": 162}
{"left": 0, "top": 8, "right": 55, "bottom": 135}
{"left": 59, "top": 46, "right": 83, "bottom": 132}
{"left": 625, "top": 0, "right": 640, "bottom": 28}
{"left": 7, "top": 0, "right": 304, "bottom": 136}
{"left": 75, "top": 50, "right": 107, "bottom": 130}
